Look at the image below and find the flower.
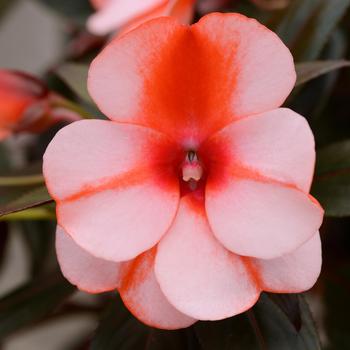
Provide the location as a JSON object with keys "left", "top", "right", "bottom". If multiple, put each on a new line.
{"left": 87, "top": 0, "right": 196, "bottom": 36}
{"left": 44, "top": 13, "right": 324, "bottom": 329}
{"left": 0, "top": 70, "right": 80, "bottom": 141}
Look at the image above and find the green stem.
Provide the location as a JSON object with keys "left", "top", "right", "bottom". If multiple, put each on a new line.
{"left": 0, "top": 174, "right": 44, "bottom": 186}
{"left": 0, "top": 208, "right": 55, "bottom": 221}
{"left": 51, "top": 95, "right": 92, "bottom": 119}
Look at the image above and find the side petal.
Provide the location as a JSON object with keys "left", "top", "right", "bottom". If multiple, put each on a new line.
{"left": 252, "top": 232, "right": 322, "bottom": 293}
{"left": 56, "top": 226, "right": 122, "bottom": 293}
{"left": 155, "top": 195, "right": 260, "bottom": 320}
{"left": 88, "top": 13, "right": 295, "bottom": 141}
{"left": 204, "top": 108, "right": 315, "bottom": 192}
{"left": 44, "top": 120, "right": 180, "bottom": 262}
{"left": 206, "top": 178, "right": 323, "bottom": 259}
{"left": 87, "top": 0, "right": 167, "bottom": 36}
{"left": 119, "top": 248, "right": 196, "bottom": 330}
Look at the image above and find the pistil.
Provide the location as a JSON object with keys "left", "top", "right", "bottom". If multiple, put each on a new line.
{"left": 182, "top": 151, "right": 203, "bottom": 183}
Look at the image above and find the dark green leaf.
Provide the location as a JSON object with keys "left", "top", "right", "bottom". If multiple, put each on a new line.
{"left": 312, "top": 140, "right": 350, "bottom": 216}
{"left": 252, "top": 294, "right": 321, "bottom": 350}
{"left": 20, "top": 220, "right": 56, "bottom": 276}
{"left": 324, "top": 265, "right": 350, "bottom": 349}
{"left": 91, "top": 296, "right": 149, "bottom": 350}
{"left": 296, "top": 60, "right": 350, "bottom": 86}
{"left": 0, "top": 272, "right": 75, "bottom": 339}
{"left": 195, "top": 294, "right": 320, "bottom": 350}
{"left": 268, "top": 294, "right": 301, "bottom": 331}
{"left": 270, "top": 0, "right": 319, "bottom": 48}
{"left": 292, "top": 0, "right": 350, "bottom": 61}
{"left": 35, "top": 0, "right": 93, "bottom": 24}
{"left": 195, "top": 313, "right": 258, "bottom": 350}
{"left": 0, "top": 185, "right": 53, "bottom": 217}
{"left": 271, "top": 0, "right": 350, "bottom": 61}
{"left": 146, "top": 329, "right": 200, "bottom": 350}
{"left": 55, "top": 63, "right": 91, "bottom": 103}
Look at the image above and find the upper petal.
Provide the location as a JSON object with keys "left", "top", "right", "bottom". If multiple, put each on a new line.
{"left": 44, "top": 120, "right": 180, "bottom": 262}
{"left": 206, "top": 178, "right": 323, "bottom": 259}
{"left": 119, "top": 248, "right": 196, "bottom": 329}
{"left": 204, "top": 108, "right": 316, "bottom": 192}
{"left": 252, "top": 232, "right": 322, "bottom": 293}
{"left": 88, "top": 13, "right": 295, "bottom": 142}
{"left": 155, "top": 195, "right": 260, "bottom": 320}
{"left": 87, "top": 0, "right": 167, "bottom": 35}
{"left": 56, "top": 226, "right": 122, "bottom": 293}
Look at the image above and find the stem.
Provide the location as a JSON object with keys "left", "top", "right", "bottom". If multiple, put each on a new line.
{"left": 51, "top": 94, "right": 92, "bottom": 119}
{"left": 0, "top": 208, "right": 55, "bottom": 221}
{"left": 0, "top": 174, "right": 44, "bottom": 186}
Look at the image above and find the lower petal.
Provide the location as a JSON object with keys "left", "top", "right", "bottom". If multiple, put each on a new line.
{"left": 252, "top": 232, "right": 322, "bottom": 293}
{"left": 56, "top": 226, "right": 122, "bottom": 293}
{"left": 119, "top": 248, "right": 196, "bottom": 330}
{"left": 206, "top": 178, "right": 323, "bottom": 259}
{"left": 155, "top": 195, "right": 260, "bottom": 320}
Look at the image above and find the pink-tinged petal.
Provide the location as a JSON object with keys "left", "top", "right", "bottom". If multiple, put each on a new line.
{"left": 206, "top": 179, "right": 324, "bottom": 259}
{"left": 191, "top": 13, "right": 295, "bottom": 119}
{"left": 57, "top": 182, "right": 179, "bottom": 262}
{"left": 206, "top": 108, "right": 315, "bottom": 192}
{"left": 43, "top": 119, "right": 178, "bottom": 200}
{"left": 89, "top": 13, "right": 295, "bottom": 142}
{"left": 88, "top": 17, "right": 185, "bottom": 130}
{"left": 87, "top": 0, "right": 167, "bottom": 36}
{"left": 252, "top": 232, "right": 322, "bottom": 293}
{"left": 120, "top": 249, "right": 196, "bottom": 329}
{"left": 155, "top": 195, "right": 260, "bottom": 320}
{"left": 56, "top": 226, "right": 122, "bottom": 293}
{"left": 43, "top": 120, "right": 180, "bottom": 262}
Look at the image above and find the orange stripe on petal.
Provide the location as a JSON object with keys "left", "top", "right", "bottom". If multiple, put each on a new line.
{"left": 61, "top": 167, "right": 150, "bottom": 203}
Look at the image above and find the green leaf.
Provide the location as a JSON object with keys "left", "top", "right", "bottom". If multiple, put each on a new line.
{"left": 19, "top": 220, "right": 56, "bottom": 276}
{"left": 0, "top": 185, "right": 53, "bottom": 217}
{"left": 0, "top": 272, "right": 75, "bottom": 339}
{"left": 324, "top": 265, "right": 350, "bottom": 349}
{"left": 296, "top": 60, "right": 350, "bottom": 86}
{"left": 292, "top": 0, "right": 350, "bottom": 61}
{"left": 271, "top": 0, "right": 350, "bottom": 61}
{"left": 55, "top": 63, "right": 91, "bottom": 103}
{"left": 146, "top": 329, "right": 200, "bottom": 350}
{"left": 91, "top": 296, "right": 150, "bottom": 350}
{"left": 312, "top": 140, "right": 350, "bottom": 217}
{"left": 252, "top": 294, "right": 321, "bottom": 350}
{"left": 195, "top": 313, "right": 258, "bottom": 350}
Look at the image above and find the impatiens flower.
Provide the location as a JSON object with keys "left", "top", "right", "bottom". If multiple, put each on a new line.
{"left": 44, "top": 13, "right": 324, "bottom": 329}
{"left": 87, "top": 0, "right": 196, "bottom": 36}
{"left": 0, "top": 70, "right": 80, "bottom": 141}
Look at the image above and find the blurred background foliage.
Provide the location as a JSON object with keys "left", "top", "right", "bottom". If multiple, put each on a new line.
{"left": 0, "top": 0, "right": 350, "bottom": 349}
